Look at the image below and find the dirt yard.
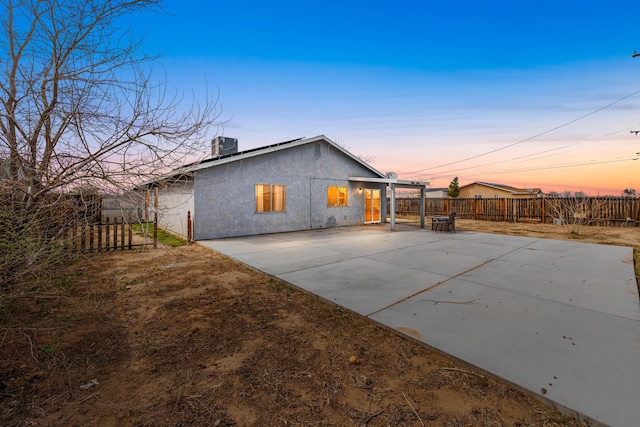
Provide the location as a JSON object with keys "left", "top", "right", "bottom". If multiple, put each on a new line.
{"left": 2, "top": 220, "right": 638, "bottom": 426}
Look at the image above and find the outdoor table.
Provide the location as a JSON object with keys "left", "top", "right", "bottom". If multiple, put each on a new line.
{"left": 430, "top": 216, "right": 449, "bottom": 230}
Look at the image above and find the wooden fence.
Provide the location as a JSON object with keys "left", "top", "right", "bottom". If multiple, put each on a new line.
{"left": 65, "top": 214, "right": 158, "bottom": 252}
{"left": 390, "top": 197, "right": 640, "bottom": 227}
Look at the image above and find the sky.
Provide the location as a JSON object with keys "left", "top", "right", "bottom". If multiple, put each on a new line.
{"left": 130, "top": 0, "right": 640, "bottom": 195}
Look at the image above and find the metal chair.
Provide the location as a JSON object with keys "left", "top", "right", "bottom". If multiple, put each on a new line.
{"left": 434, "top": 212, "right": 456, "bottom": 232}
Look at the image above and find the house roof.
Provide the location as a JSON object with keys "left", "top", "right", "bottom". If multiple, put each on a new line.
{"left": 459, "top": 181, "right": 543, "bottom": 195}
{"left": 192, "top": 135, "right": 386, "bottom": 178}
{"left": 135, "top": 135, "right": 386, "bottom": 188}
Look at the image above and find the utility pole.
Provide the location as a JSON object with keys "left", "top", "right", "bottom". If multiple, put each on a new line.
{"left": 633, "top": 51, "right": 639, "bottom": 135}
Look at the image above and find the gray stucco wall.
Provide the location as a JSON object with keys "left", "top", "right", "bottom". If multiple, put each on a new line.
{"left": 156, "top": 181, "right": 194, "bottom": 238}
{"left": 193, "top": 140, "right": 386, "bottom": 239}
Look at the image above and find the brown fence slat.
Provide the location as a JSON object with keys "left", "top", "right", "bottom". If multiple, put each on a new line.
{"left": 68, "top": 215, "right": 157, "bottom": 253}
{"left": 121, "top": 217, "right": 125, "bottom": 250}
{"left": 89, "top": 224, "right": 94, "bottom": 252}
{"left": 390, "top": 196, "right": 639, "bottom": 227}
{"left": 153, "top": 213, "right": 158, "bottom": 249}
{"left": 113, "top": 217, "right": 118, "bottom": 249}
{"left": 97, "top": 223, "right": 102, "bottom": 251}
{"left": 105, "top": 217, "right": 110, "bottom": 251}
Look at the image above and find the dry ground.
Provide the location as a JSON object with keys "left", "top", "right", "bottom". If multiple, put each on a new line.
{"left": 2, "top": 220, "right": 638, "bottom": 426}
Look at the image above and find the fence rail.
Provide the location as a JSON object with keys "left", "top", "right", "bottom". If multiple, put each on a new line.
{"left": 390, "top": 197, "right": 640, "bottom": 227}
{"left": 65, "top": 215, "right": 158, "bottom": 252}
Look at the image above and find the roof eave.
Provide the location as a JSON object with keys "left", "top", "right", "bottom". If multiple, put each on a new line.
{"left": 192, "top": 135, "right": 386, "bottom": 178}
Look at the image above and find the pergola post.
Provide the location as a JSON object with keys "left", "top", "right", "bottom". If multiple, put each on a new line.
{"left": 390, "top": 183, "right": 396, "bottom": 232}
{"left": 420, "top": 187, "right": 425, "bottom": 228}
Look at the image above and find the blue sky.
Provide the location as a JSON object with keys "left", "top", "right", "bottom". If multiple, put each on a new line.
{"left": 132, "top": 1, "right": 640, "bottom": 194}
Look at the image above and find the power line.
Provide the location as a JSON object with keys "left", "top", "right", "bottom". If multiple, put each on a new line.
{"left": 432, "top": 155, "right": 637, "bottom": 179}
{"left": 601, "top": 123, "right": 640, "bottom": 136}
{"left": 402, "top": 145, "right": 571, "bottom": 180}
{"left": 399, "top": 87, "right": 640, "bottom": 177}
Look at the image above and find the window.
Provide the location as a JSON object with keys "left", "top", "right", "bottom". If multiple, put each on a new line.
{"left": 328, "top": 186, "right": 348, "bottom": 207}
{"left": 255, "top": 184, "right": 286, "bottom": 212}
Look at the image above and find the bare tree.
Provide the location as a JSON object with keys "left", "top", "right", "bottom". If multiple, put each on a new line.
{"left": 545, "top": 195, "right": 605, "bottom": 235}
{"left": 0, "top": 0, "right": 221, "bottom": 291}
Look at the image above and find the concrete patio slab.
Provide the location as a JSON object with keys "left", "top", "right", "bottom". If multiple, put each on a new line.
{"left": 279, "top": 256, "right": 450, "bottom": 315}
{"left": 200, "top": 225, "right": 640, "bottom": 427}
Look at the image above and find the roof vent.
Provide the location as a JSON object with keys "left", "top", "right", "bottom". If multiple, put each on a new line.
{"left": 212, "top": 136, "right": 238, "bottom": 158}
{"left": 386, "top": 172, "right": 398, "bottom": 179}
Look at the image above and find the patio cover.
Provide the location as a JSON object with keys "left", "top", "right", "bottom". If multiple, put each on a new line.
{"left": 349, "top": 176, "right": 429, "bottom": 231}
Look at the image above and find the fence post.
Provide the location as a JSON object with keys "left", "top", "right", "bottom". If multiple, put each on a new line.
{"left": 121, "top": 217, "right": 125, "bottom": 250}
{"left": 153, "top": 213, "right": 158, "bottom": 249}
{"left": 71, "top": 223, "right": 76, "bottom": 251}
{"left": 145, "top": 189, "right": 150, "bottom": 222}
{"left": 187, "top": 210, "right": 192, "bottom": 242}
{"left": 89, "top": 224, "right": 94, "bottom": 252}
{"left": 502, "top": 199, "right": 506, "bottom": 222}
{"left": 97, "top": 222, "right": 102, "bottom": 251}
{"left": 128, "top": 223, "right": 132, "bottom": 250}
{"left": 105, "top": 217, "right": 110, "bottom": 251}
{"left": 113, "top": 217, "right": 118, "bottom": 250}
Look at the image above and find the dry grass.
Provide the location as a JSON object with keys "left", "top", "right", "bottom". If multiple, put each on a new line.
{"left": 3, "top": 220, "right": 634, "bottom": 426}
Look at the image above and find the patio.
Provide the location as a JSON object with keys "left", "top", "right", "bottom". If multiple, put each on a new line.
{"left": 200, "top": 224, "right": 640, "bottom": 427}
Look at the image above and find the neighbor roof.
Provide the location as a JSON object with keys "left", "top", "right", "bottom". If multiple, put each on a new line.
{"left": 459, "top": 181, "right": 543, "bottom": 195}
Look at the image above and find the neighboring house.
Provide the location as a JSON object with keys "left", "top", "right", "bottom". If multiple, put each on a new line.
{"left": 458, "top": 182, "right": 543, "bottom": 199}
{"left": 139, "top": 135, "right": 427, "bottom": 240}
{"left": 425, "top": 188, "right": 448, "bottom": 198}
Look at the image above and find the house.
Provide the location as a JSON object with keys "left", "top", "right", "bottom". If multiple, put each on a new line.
{"left": 425, "top": 188, "right": 448, "bottom": 198}
{"left": 458, "top": 182, "right": 543, "bottom": 199}
{"left": 141, "top": 135, "right": 428, "bottom": 240}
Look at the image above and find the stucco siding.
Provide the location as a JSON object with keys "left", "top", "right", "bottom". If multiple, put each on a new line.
{"left": 156, "top": 181, "right": 194, "bottom": 238}
{"left": 193, "top": 141, "right": 384, "bottom": 239}
{"left": 310, "top": 178, "right": 362, "bottom": 228}
{"left": 459, "top": 184, "right": 509, "bottom": 199}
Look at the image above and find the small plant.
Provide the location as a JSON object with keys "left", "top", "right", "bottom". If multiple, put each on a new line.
{"left": 43, "top": 344, "right": 57, "bottom": 355}
{"left": 54, "top": 274, "right": 73, "bottom": 288}
{"left": 329, "top": 306, "right": 347, "bottom": 318}
{"left": 272, "top": 281, "right": 296, "bottom": 294}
